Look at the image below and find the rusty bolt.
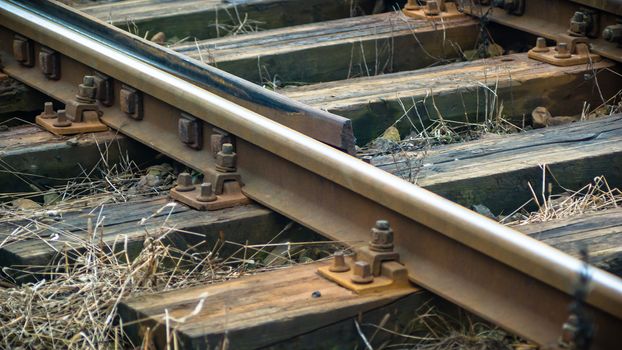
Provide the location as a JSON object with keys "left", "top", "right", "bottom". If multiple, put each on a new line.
{"left": 13, "top": 35, "right": 34, "bottom": 67}
{"left": 215, "top": 143, "right": 237, "bottom": 172}
{"left": 370, "top": 220, "right": 394, "bottom": 252}
{"left": 351, "top": 261, "right": 374, "bottom": 284}
{"left": 559, "top": 313, "right": 578, "bottom": 347}
{"left": 329, "top": 251, "right": 350, "bottom": 273}
{"left": 39, "top": 47, "right": 60, "bottom": 80}
{"left": 76, "top": 75, "right": 97, "bottom": 103}
{"left": 569, "top": 11, "right": 591, "bottom": 36}
{"left": 196, "top": 182, "right": 217, "bottom": 202}
{"left": 175, "top": 172, "right": 195, "bottom": 192}
{"left": 424, "top": 0, "right": 440, "bottom": 15}
{"left": 53, "top": 110, "right": 72, "bottom": 127}
{"left": 554, "top": 43, "right": 572, "bottom": 59}
{"left": 603, "top": 24, "right": 622, "bottom": 43}
{"left": 532, "top": 37, "right": 549, "bottom": 53}
{"left": 40, "top": 102, "right": 57, "bottom": 119}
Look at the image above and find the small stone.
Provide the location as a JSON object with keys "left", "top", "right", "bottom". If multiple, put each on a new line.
{"left": 311, "top": 290, "right": 322, "bottom": 298}
{"left": 381, "top": 126, "right": 401, "bottom": 142}
{"left": 471, "top": 204, "right": 497, "bottom": 220}
{"left": 150, "top": 32, "right": 166, "bottom": 45}
{"left": 11, "top": 198, "right": 42, "bottom": 210}
{"left": 66, "top": 137, "right": 79, "bottom": 146}
{"left": 531, "top": 106, "right": 552, "bottom": 129}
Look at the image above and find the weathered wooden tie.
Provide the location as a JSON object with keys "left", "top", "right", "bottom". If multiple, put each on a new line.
{"left": 80, "top": 0, "right": 376, "bottom": 40}
{"left": 174, "top": 12, "right": 478, "bottom": 84}
{"left": 516, "top": 208, "right": 622, "bottom": 277}
{"left": 119, "top": 261, "right": 427, "bottom": 349}
{"left": 0, "top": 75, "right": 47, "bottom": 117}
{"left": 283, "top": 52, "right": 620, "bottom": 143}
{"left": 0, "top": 125, "right": 154, "bottom": 193}
{"left": 0, "top": 198, "right": 306, "bottom": 282}
{"left": 374, "top": 114, "right": 622, "bottom": 213}
{"left": 118, "top": 204, "right": 622, "bottom": 349}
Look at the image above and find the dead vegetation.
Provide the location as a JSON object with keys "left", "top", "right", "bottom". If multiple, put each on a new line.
{"left": 0, "top": 137, "right": 339, "bottom": 348}
{"left": 0, "top": 186, "right": 336, "bottom": 349}
{"left": 357, "top": 303, "right": 524, "bottom": 350}
{"left": 503, "top": 172, "right": 622, "bottom": 226}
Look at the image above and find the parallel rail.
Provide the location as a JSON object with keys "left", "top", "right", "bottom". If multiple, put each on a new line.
{"left": 2, "top": 0, "right": 622, "bottom": 348}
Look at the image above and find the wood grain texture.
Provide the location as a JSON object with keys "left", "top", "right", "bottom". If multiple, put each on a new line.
{"left": 373, "top": 115, "right": 622, "bottom": 214}
{"left": 282, "top": 52, "right": 620, "bottom": 144}
{"left": 0, "top": 125, "right": 154, "bottom": 193}
{"left": 175, "top": 12, "right": 478, "bottom": 84}
{"left": 119, "top": 261, "right": 426, "bottom": 349}
{"left": 0, "top": 198, "right": 292, "bottom": 282}
{"left": 0, "top": 76, "right": 48, "bottom": 117}
{"left": 514, "top": 208, "right": 622, "bottom": 276}
{"left": 81, "top": 0, "right": 374, "bottom": 40}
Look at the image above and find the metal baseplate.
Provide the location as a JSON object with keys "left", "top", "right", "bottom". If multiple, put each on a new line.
{"left": 403, "top": 0, "right": 463, "bottom": 21}
{"left": 317, "top": 220, "right": 416, "bottom": 294}
{"left": 528, "top": 35, "right": 601, "bottom": 67}
{"left": 169, "top": 142, "right": 251, "bottom": 211}
{"left": 36, "top": 75, "right": 108, "bottom": 135}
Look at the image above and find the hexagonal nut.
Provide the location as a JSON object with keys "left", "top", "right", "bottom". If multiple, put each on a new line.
{"left": 215, "top": 151, "right": 237, "bottom": 172}
{"left": 370, "top": 220, "right": 393, "bottom": 252}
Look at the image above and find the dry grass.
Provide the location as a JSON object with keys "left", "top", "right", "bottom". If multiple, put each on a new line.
{"left": 0, "top": 134, "right": 341, "bottom": 348}
{"left": 357, "top": 303, "right": 524, "bottom": 350}
{"left": 0, "top": 185, "right": 337, "bottom": 349}
{"left": 504, "top": 171, "right": 622, "bottom": 226}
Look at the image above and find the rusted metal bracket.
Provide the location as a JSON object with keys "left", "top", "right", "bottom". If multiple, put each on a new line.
{"left": 403, "top": 0, "right": 464, "bottom": 20}
{"left": 36, "top": 75, "right": 108, "bottom": 135}
{"left": 318, "top": 220, "right": 415, "bottom": 294}
{"left": 169, "top": 143, "right": 251, "bottom": 210}
{"left": 528, "top": 35, "right": 601, "bottom": 66}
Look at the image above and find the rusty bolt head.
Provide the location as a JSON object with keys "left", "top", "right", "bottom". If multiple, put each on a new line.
{"left": 603, "top": 25, "right": 622, "bottom": 43}
{"left": 559, "top": 314, "right": 578, "bottom": 346}
{"left": 569, "top": 11, "right": 589, "bottom": 36}
{"left": 175, "top": 172, "right": 195, "bottom": 192}
{"left": 222, "top": 143, "right": 234, "bottom": 155}
{"left": 40, "top": 102, "right": 57, "bottom": 119}
{"left": 196, "top": 182, "right": 217, "bottom": 202}
{"left": 215, "top": 143, "right": 237, "bottom": 172}
{"left": 77, "top": 76, "right": 97, "bottom": 102}
{"left": 83, "top": 75, "right": 95, "bottom": 87}
{"left": 351, "top": 261, "right": 374, "bottom": 284}
{"left": 53, "top": 110, "right": 72, "bottom": 127}
{"left": 532, "top": 37, "right": 549, "bottom": 53}
{"left": 329, "top": 251, "right": 350, "bottom": 273}
{"left": 370, "top": 220, "right": 394, "bottom": 252}
{"left": 554, "top": 42, "right": 572, "bottom": 59}
{"left": 424, "top": 0, "right": 440, "bottom": 15}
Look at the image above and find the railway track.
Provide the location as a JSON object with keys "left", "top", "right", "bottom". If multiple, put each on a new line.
{"left": 1, "top": 0, "right": 622, "bottom": 349}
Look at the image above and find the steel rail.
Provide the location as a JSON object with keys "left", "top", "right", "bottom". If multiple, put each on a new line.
{"left": 12, "top": 0, "right": 356, "bottom": 154}
{"left": 2, "top": 1, "right": 622, "bottom": 347}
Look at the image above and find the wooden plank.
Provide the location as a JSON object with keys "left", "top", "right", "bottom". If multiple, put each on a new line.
{"left": 373, "top": 114, "right": 622, "bottom": 214}
{"left": 515, "top": 208, "right": 622, "bottom": 276}
{"left": 0, "top": 197, "right": 295, "bottom": 282}
{"left": 117, "top": 207, "right": 622, "bottom": 349}
{"left": 0, "top": 125, "right": 154, "bottom": 193}
{"left": 174, "top": 12, "right": 478, "bottom": 84}
{"left": 80, "top": 0, "right": 375, "bottom": 40}
{"left": 119, "top": 261, "right": 427, "bottom": 349}
{"left": 0, "top": 75, "right": 48, "bottom": 117}
{"left": 282, "top": 52, "right": 621, "bottom": 144}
